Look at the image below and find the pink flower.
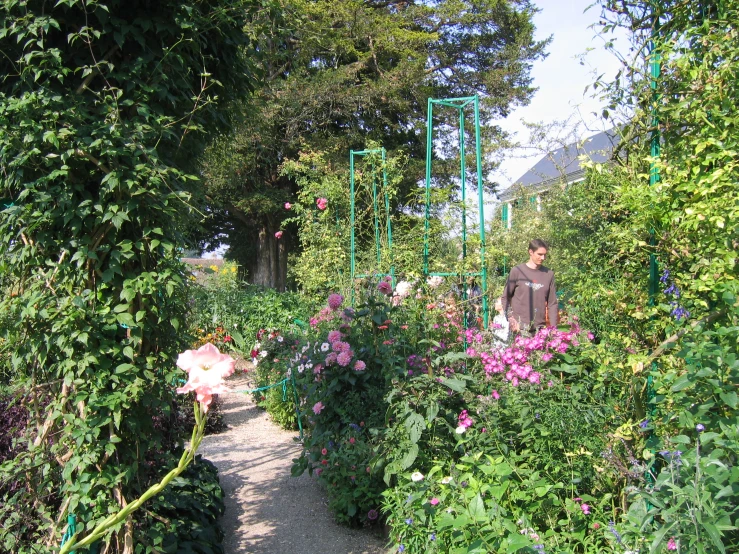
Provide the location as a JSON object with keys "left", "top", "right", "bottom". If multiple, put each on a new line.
{"left": 313, "top": 401, "right": 325, "bottom": 414}
{"left": 541, "top": 352, "right": 553, "bottom": 362}
{"left": 321, "top": 447, "right": 328, "bottom": 455}
{"left": 332, "top": 341, "right": 350, "bottom": 353}
{"left": 316, "top": 197, "right": 328, "bottom": 210}
{"left": 458, "top": 409, "right": 474, "bottom": 429}
{"left": 349, "top": 437, "right": 356, "bottom": 444}
{"left": 328, "top": 293, "right": 344, "bottom": 310}
{"left": 667, "top": 537, "right": 677, "bottom": 551}
{"left": 327, "top": 330, "right": 343, "bottom": 343}
{"left": 580, "top": 503, "right": 590, "bottom": 515}
{"left": 337, "top": 351, "right": 352, "bottom": 367}
{"left": 429, "top": 498, "right": 439, "bottom": 506}
{"left": 587, "top": 332, "right": 594, "bottom": 340}
{"left": 354, "top": 360, "right": 366, "bottom": 371}
{"left": 274, "top": 231, "right": 283, "bottom": 239}
{"left": 491, "top": 390, "right": 500, "bottom": 400}
{"left": 176, "top": 343, "right": 235, "bottom": 412}
{"left": 284, "top": 202, "right": 292, "bottom": 209}
{"left": 377, "top": 280, "right": 393, "bottom": 295}
{"left": 325, "top": 352, "right": 338, "bottom": 366}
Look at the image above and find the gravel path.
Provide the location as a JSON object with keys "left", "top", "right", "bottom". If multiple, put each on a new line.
{"left": 198, "top": 372, "right": 389, "bottom": 554}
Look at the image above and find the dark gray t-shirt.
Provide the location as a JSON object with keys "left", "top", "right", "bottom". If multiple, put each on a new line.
{"left": 502, "top": 264, "right": 558, "bottom": 329}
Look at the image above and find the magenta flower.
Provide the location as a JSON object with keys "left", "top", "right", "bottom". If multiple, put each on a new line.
{"left": 429, "top": 497, "right": 439, "bottom": 506}
{"left": 316, "top": 197, "right": 328, "bottom": 210}
{"left": 667, "top": 537, "right": 677, "bottom": 551}
{"left": 458, "top": 409, "right": 474, "bottom": 429}
{"left": 327, "top": 330, "right": 343, "bottom": 343}
{"left": 325, "top": 352, "right": 338, "bottom": 366}
{"left": 313, "top": 401, "right": 325, "bottom": 415}
{"left": 332, "top": 341, "right": 350, "bottom": 353}
{"left": 274, "top": 231, "right": 283, "bottom": 239}
{"left": 354, "top": 360, "right": 366, "bottom": 371}
{"left": 491, "top": 390, "right": 500, "bottom": 400}
{"left": 176, "top": 343, "right": 235, "bottom": 412}
{"left": 284, "top": 202, "right": 292, "bottom": 209}
{"left": 580, "top": 503, "right": 590, "bottom": 515}
{"left": 328, "top": 293, "right": 344, "bottom": 310}
{"left": 337, "top": 351, "right": 352, "bottom": 367}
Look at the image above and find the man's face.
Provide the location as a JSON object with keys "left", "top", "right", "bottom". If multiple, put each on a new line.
{"left": 529, "top": 247, "right": 548, "bottom": 266}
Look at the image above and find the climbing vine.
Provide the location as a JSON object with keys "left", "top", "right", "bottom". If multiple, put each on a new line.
{"left": 0, "top": 0, "right": 259, "bottom": 550}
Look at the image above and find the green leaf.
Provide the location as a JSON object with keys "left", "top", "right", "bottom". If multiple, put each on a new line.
{"left": 440, "top": 377, "right": 466, "bottom": 392}
{"left": 400, "top": 444, "right": 418, "bottom": 470}
{"left": 467, "top": 493, "right": 486, "bottom": 521}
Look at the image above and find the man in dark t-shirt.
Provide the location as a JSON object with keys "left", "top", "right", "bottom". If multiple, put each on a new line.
{"left": 502, "top": 239, "right": 558, "bottom": 333}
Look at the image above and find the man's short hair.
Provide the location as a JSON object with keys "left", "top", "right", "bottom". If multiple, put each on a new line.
{"left": 528, "top": 238, "right": 549, "bottom": 252}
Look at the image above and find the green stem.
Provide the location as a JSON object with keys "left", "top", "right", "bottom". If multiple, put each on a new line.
{"left": 60, "top": 406, "right": 207, "bottom": 553}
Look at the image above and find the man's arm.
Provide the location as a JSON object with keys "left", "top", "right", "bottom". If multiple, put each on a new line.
{"left": 547, "top": 273, "right": 559, "bottom": 327}
{"left": 502, "top": 267, "right": 516, "bottom": 314}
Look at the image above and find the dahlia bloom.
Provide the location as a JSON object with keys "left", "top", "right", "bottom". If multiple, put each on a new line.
{"left": 328, "top": 293, "right": 344, "bottom": 310}
{"left": 316, "top": 197, "right": 328, "bottom": 210}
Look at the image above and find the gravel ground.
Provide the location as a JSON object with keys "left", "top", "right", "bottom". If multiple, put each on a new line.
{"left": 198, "top": 372, "right": 389, "bottom": 554}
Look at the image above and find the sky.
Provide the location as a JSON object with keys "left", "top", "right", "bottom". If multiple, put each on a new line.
{"left": 492, "top": 0, "right": 626, "bottom": 194}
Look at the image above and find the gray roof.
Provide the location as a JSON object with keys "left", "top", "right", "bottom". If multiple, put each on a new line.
{"left": 498, "top": 129, "right": 619, "bottom": 202}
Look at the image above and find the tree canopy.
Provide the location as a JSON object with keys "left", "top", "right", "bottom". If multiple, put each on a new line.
{"left": 199, "top": 0, "right": 550, "bottom": 288}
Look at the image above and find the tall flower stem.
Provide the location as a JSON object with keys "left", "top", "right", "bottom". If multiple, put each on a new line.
{"left": 60, "top": 402, "right": 206, "bottom": 554}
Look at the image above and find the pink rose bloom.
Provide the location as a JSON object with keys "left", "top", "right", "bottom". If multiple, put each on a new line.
{"left": 313, "top": 401, "right": 325, "bottom": 415}
{"left": 337, "top": 351, "right": 352, "bottom": 367}
{"left": 328, "top": 293, "right": 344, "bottom": 310}
{"left": 316, "top": 197, "right": 328, "bottom": 210}
{"left": 580, "top": 503, "right": 590, "bottom": 515}
{"left": 274, "top": 231, "right": 283, "bottom": 239}
{"left": 176, "top": 343, "right": 235, "bottom": 412}
{"left": 429, "top": 498, "right": 439, "bottom": 506}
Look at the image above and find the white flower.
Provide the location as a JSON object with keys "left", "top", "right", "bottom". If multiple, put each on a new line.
{"left": 286, "top": 368, "right": 292, "bottom": 377}
{"left": 321, "top": 342, "right": 330, "bottom": 352}
{"left": 427, "top": 276, "right": 444, "bottom": 288}
{"left": 298, "top": 364, "right": 305, "bottom": 373}
{"left": 395, "top": 280, "right": 413, "bottom": 298}
{"left": 440, "top": 476, "right": 452, "bottom": 484}
{"left": 260, "top": 351, "right": 268, "bottom": 358}
{"left": 455, "top": 425, "right": 466, "bottom": 434}
{"left": 277, "top": 336, "right": 284, "bottom": 342}
{"left": 302, "top": 345, "right": 309, "bottom": 353}
{"left": 410, "top": 471, "right": 424, "bottom": 482}
{"left": 306, "top": 362, "right": 313, "bottom": 370}
{"left": 233, "top": 323, "right": 238, "bottom": 328}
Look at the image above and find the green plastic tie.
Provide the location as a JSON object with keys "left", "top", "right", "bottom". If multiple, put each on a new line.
{"left": 60, "top": 514, "right": 76, "bottom": 554}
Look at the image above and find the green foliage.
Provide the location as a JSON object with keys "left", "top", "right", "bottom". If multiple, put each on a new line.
{"left": 0, "top": 0, "right": 257, "bottom": 550}
{"left": 137, "top": 457, "right": 226, "bottom": 554}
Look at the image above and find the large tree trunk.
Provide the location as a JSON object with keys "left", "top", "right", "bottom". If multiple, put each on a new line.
{"left": 247, "top": 222, "right": 287, "bottom": 291}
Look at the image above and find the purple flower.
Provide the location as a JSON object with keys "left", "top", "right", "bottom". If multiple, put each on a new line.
{"left": 367, "top": 509, "right": 378, "bottom": 520}
{"left": 640, "top": 419, "right": 649, "bottom": 429}
{"left": 405, "top": 518, "right": 413, "bottom": 525}
{"left": 378, "top": 280, "right": 393, "bottom": 295}
{"left": 696, "top": 423, "right": 705, "bottom": 432}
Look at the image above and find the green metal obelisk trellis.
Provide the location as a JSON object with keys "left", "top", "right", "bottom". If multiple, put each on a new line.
{"left": 350, "top": 148, "right": 395, "bottom": 303}
{"left": 423, "top": 95, "right": 489, "bottom": 328}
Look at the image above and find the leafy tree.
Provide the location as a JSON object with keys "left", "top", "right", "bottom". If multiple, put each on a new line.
{"left": 199, "top": 0, "right": 550, "bottom": 289}
{"left": 0, "top": 0, "right": 258, "bottom": 550}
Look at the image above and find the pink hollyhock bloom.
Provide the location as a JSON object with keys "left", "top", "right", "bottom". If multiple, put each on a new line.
{"left": 429, "top": 497, "right": 439, "bottom": 506}
{"left": 337, "top": 351, "right": 352, "bottom": 367}
{"left": 176, "top": 343, "right": 235, "bottom": 412}
{"left": 284, "top": 202, "right": 292, "bottom": 209}
{"left": 580, "top": 503, "right": 590, "bottom": 515}
{"left": 354, "top": 360, "right": 366, "bottom": 371}
{"left": 328, "top": 293, "right": 344, "bottom": 310}
{"left": 313, "top": 401, "right": 325, "bottom": 414}
{"left": 316, "top": 197, "right": 328, "bottom": 210}
{"left": 491, "top": 390, "right": 500, "bottom": 400}
{"left": 667, "top": 537, "right": 677, "bottom": 551}
{"left": 274, "top": 231, "right": 283, "bottom": 239}
{"left": 327, "top": 330, "right": 343, "bottom": 343}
